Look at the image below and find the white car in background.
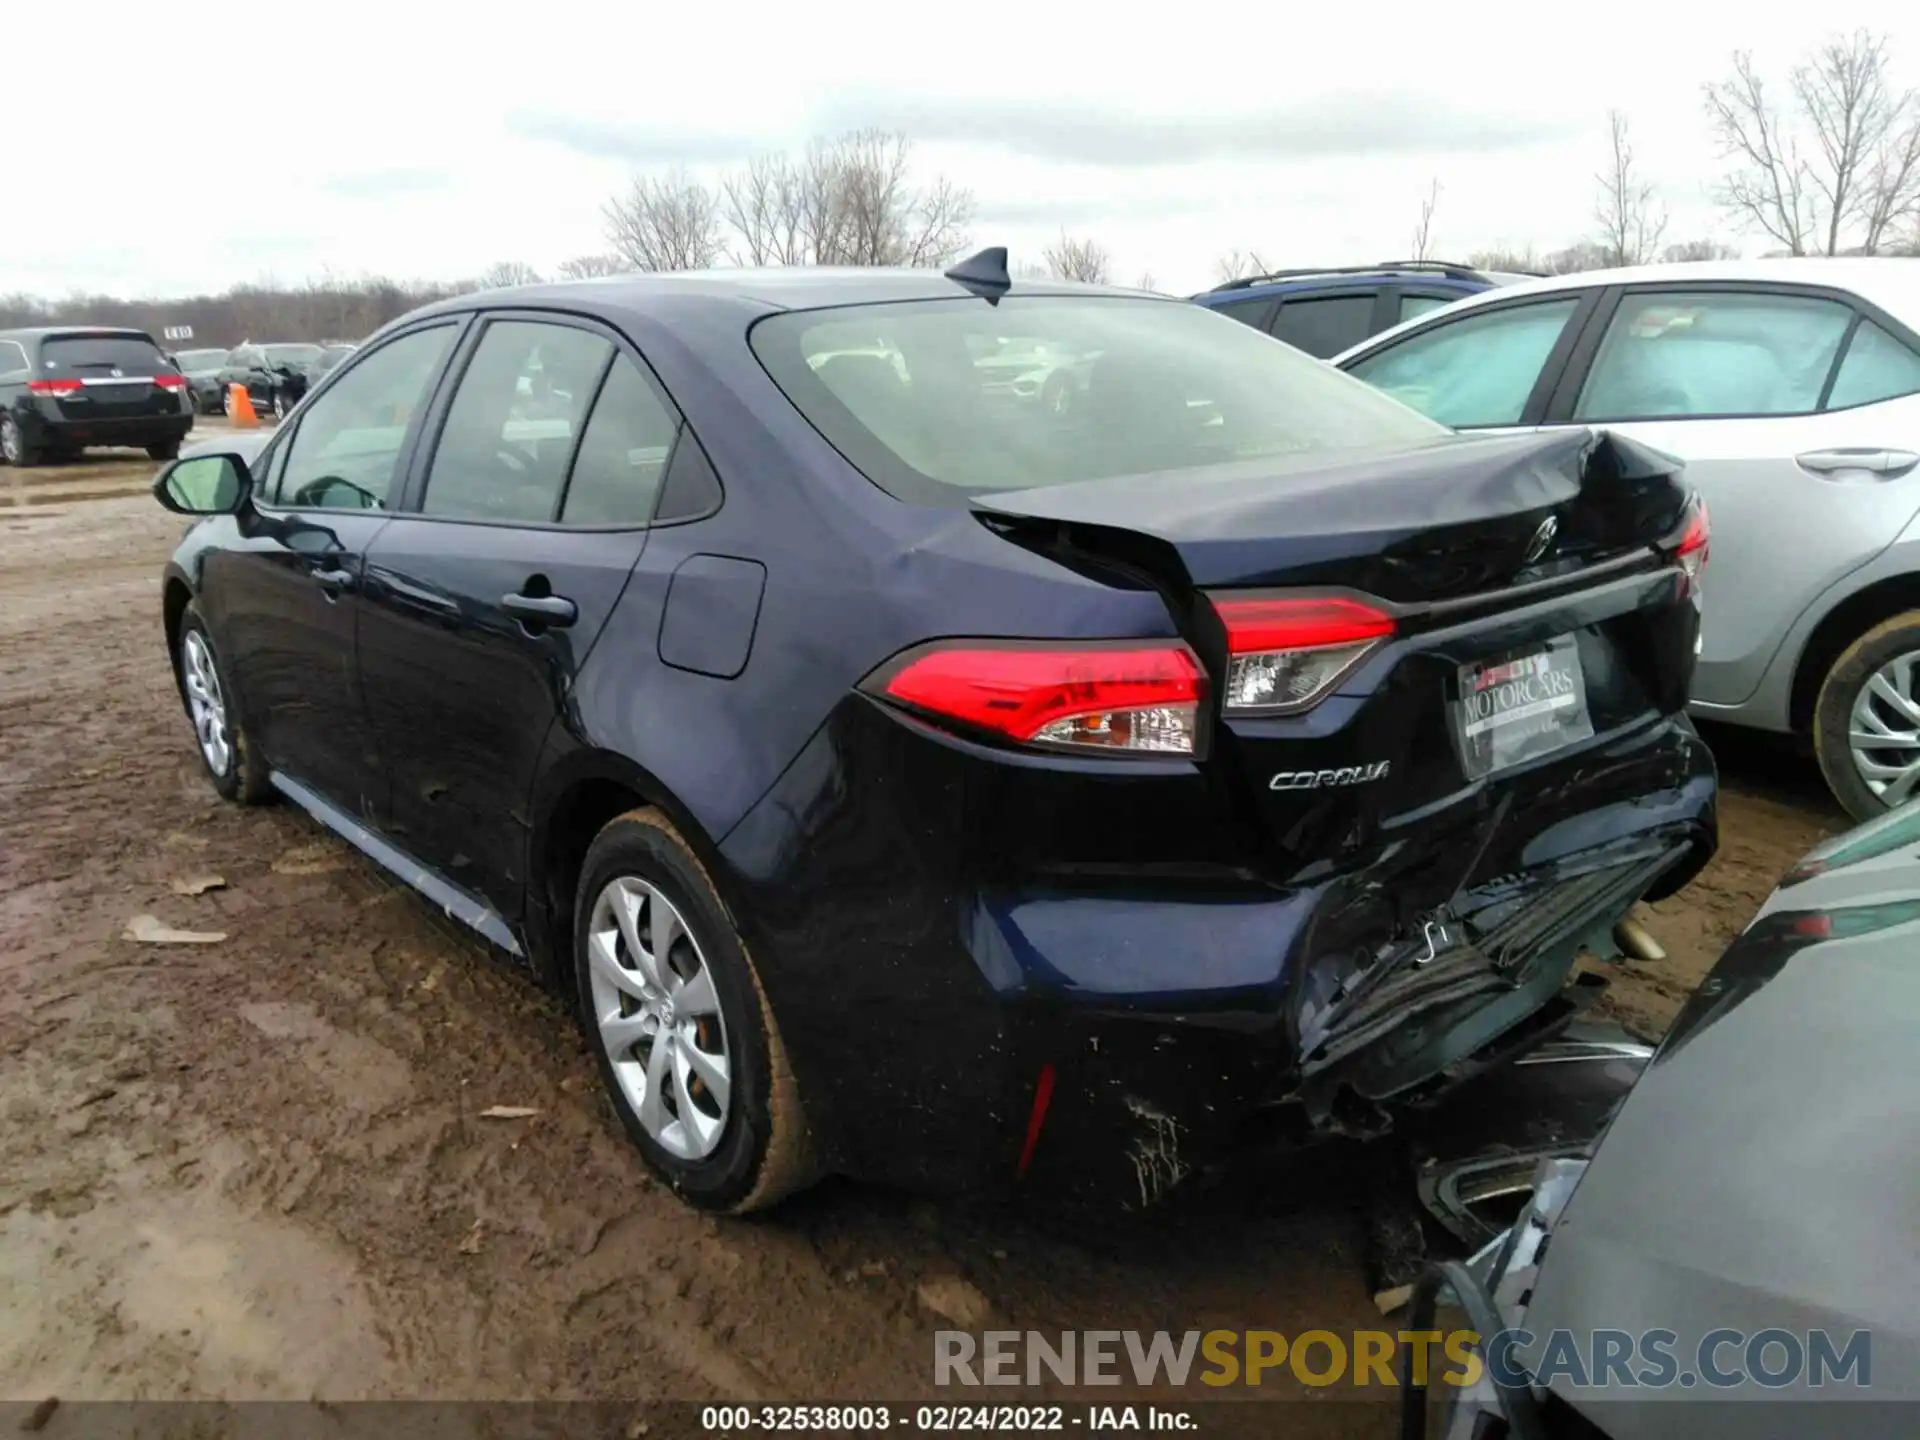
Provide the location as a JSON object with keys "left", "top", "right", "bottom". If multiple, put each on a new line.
{"left": 1333, "top": 259, "right": 1920, "bottom": 820}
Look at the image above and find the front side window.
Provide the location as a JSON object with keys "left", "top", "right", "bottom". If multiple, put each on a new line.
{"left": 1272, "top": 294, "right": 1374, "bottom": 358}
{"left": 1346, "top": 298, "right": 1579, "bottom": 428}
{"left": 1825, "top": 320, "right": 1920, "bottom": 411}
{"left": 422, "top": 320, "right": 612, "bottom": 523}
{"left": 752, "top": 295, "right": 1447, "bottom": 502}
{"left": 275, "top": 324, "right": 456, "bottom": 509}
{"left": 1574, "top": 290, "right": 1853, "bottom": 421}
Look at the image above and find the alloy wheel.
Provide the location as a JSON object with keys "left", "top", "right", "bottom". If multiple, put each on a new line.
{"left": 0, "top": 418, "right": 20, "bottom": 464}
{"left": 586, "top": 876, "right": 732, "bottom": 1160}
{"left": 181, "top": 631, "right": 232, "bottom": 775}
{"left": 1848, "top": 650, "right": 1920, "bottom": 807}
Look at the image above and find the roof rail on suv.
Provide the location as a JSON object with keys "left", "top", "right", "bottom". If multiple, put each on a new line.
{"left": 1208, "top": 259, "right": 1524, "bottom": 293}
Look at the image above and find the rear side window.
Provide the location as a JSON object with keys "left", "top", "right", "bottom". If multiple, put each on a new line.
{"left": 1272, "top": 295, "right": 1375, "bottom": 358}
{"left": 1347, "top": 299, "right": 1579, "bottom": 428}
{"left": 561, "top": 355, "right": 680, "bottom": 526}
{"left": 0, "top": 341, "right": 27, "bottom": 377}
{"left": 1208, "top": 296, "right": 1274, "bottom": 329}
{"left": 422, "top": 320, "right": 611, "bottom": 523}
{"left": 275, "top": 325, "right": 456, "bottom": 509}
{"left": 1398, "top": 293, "right": 1453, "bottom": 323}
{"left": 1825, "top": 320, "right": 1920, "bottom": 411}
{"left": 40, "top": 335, "right": 166, "bottom": 375}
{"left": 751, "top": 295, "right": 1447, "bottom": 501}
{"left": 1574, "top": 291, "right": 1853, "bottom": 420}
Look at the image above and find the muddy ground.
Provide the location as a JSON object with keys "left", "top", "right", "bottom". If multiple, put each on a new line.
{"left": 0, "top": 436, "right": 1847, "bottom": 1431}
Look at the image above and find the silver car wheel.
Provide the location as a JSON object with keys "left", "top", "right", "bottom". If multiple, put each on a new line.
{"left": 180, "top": 631, "right": 232, "bottom": 775}
{"left": 586, "top": 876, "right": 731, "bottom": 1161}
{"left": 0, "top": 417, "right": 21, "bottom": 463}
{"left": 1848, "top": 650, "right": 1920, "bottom": 806}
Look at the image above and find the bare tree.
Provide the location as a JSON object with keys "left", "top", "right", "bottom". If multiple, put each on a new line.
{"left": 1043, "top": 233, "right": 1112, "bottom": 284}
{"left": 479, "top": 260, "right": 544, "bottom": 289}
{"left": 1135, "top": 271, "right": 1159, "bottom": 293}
{"left": 1468, "top": 245, "right": 1544, "bottom": 274}
{"left": 558, "top": 254, "right": 629, "bottom": 279}
{"left": 1594, "top": 112, "right": 1668, "bottom": 266}
{"left": 1661, "top": 238, "right": 1741, "bottom": 262}
{"left": 718, "top": 132, "right": 971, "bottom": 268}
{"left": 1706, "top": 32, "right": 1920, "bottom": 255}
{"left": 604, "top": 169, "right": 723, "bottom": 272}
{"left": 1411, "top": 179, "right": 1441, "bottom": 261}
{"left": 1213, "top": 249, "right": 1275, "bottom": 283}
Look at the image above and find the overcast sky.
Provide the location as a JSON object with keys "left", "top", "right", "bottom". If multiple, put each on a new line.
{"left": 9, "top": 1, "right": 1917, "bottom": 300}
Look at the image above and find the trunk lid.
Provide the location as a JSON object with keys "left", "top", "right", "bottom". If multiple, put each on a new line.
{"left": 973, "top": 428, "right": 1687, "bottom": 602}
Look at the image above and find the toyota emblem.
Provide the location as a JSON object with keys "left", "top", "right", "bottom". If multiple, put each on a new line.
{"left": 1523, "top": 516, "right": 1558, "bottom": 565}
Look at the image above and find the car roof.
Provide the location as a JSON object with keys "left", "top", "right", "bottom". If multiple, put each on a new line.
{"left": 411, "top": 267, "right": 1156, "bottom": 325}
{"left": 0, "top": 325, "right": 156, "bottom": 343}
{"left": 1197, "top": 263, "right": 1505, "bottom": 304}
{"left": 1333, "top": 256, "right": 1920, "bottom": 363}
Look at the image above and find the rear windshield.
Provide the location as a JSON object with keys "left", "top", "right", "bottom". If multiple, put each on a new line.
{"left": 40, "top": 334, "right": 167, "bottom": 374}
{"left": 750, "top": 296, "right": 1448, "bottom": 501}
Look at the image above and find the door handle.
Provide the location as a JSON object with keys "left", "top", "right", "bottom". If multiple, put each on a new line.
{"left": 1882, "top": 449, "right": 1920, "bottom": 478}
{"left": 1797, "top": 447, "right": 1893, "bottom": 476}
{"left": 502, "top": 591, "right": 577, "bottom": 627}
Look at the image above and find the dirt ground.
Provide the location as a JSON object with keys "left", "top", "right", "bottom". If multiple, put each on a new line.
{"left": 0, "top": 435, "right": 1848, "bottom": 1427}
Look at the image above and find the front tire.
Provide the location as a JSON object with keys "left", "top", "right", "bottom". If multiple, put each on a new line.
{"left": 1813, "top": 610, "right": 1920, "bottom": 820}
{"left": 574, "top": 810, "right": 815, "bottom": 1212}
{"left": 176, "top": 603, "right": 272, "bottom": 804}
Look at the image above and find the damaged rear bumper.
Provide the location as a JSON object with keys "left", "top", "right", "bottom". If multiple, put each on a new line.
{"left": 995, "top": 752, "right": 1713, "bottom": 1207}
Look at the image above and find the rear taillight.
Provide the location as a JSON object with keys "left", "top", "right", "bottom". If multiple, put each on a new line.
{"left": 873, "top": 641, "right": 1206, "bottom": 755}
{"left": 1672, "top": 498, "right": 1709, "bottom": 584}
{"left": 1212, "top": 594, "right": 1396, "bottom": 714}
{"left": 28, "top": 377, "right": 81, "bottom": 396}
{"left": 154, "top": 373, "right": 187, "bottom": 391}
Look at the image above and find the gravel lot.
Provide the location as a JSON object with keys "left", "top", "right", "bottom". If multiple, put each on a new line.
{"left": 0, "top": 436, "right": 1847, "bottom": 1429}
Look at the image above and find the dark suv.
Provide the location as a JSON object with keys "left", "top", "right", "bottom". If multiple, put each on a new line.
{"left": 0, "top": 327, "right": 192, "bottom": 466}
{"left": 1193, "top": 261, "right": 1533, "bottom": 358}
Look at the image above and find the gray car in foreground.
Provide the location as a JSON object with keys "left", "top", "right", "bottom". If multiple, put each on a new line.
{"left": 1333, "top": 259, "right": 1920, "bottom": 820}
{"left": 1412, "top": 800, "right": 1920, "bottom": 1439}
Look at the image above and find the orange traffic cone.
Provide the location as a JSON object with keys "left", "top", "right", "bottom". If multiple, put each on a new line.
{"left": 229, "top": 383, "right": 259, "bottom": 428}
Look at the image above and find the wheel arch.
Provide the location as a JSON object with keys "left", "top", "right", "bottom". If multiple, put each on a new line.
{"left": 525, "top": 748, "right": 732, "bottom": 998}
{"left": 1789, "top": 572, "right": 1920, "bottom": 735}
{"left": 162, "top": 568, "right": 195, "bottom": 700}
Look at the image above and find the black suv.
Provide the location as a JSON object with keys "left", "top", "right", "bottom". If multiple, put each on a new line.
{"left": 1193, "top": 261, "right": 1535, "bottom": 358}
{"left": 0, "top": 327, "right": 192, "bottom": 466}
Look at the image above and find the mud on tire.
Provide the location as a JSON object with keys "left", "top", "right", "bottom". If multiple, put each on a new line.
{"left": 574, "top": 809, "right": 816, "bottom": 1212}
{"left": 1813, "top": 609, "right": 1920, "bottom": 822}
{"left": 176, "top": 601, "right": 273, "bottom": 804}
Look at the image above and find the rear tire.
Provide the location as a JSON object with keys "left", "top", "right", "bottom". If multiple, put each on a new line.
{"left": 574, "top": 809, "right": 816, "bottom": 1212}
{"left": 176, "top": 602, "right": 272, "bottom": 805}
{"left": 1813, "top": 610, "right": 1920, "bottom": 821}
{"left": 147, "top": 439, "right": 182, "bottom": 462}
{"left": 0, "top": 414, "right": 39, "bottom": 467}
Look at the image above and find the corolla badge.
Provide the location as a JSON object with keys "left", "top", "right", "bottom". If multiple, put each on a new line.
{"left": 1522, "top": 515, "right": 1559, "bottom": 565}
{"left": 1269, "top": 761, "right": 1391, "bottom": 791}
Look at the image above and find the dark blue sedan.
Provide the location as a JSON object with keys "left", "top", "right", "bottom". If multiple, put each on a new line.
{"left": 151, "top": 254, "right": 1717, "bottom": 1212}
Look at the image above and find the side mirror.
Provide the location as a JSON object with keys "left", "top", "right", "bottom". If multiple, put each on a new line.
{"left": 154, "top": 452, "right": 253, "bottom": 515}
